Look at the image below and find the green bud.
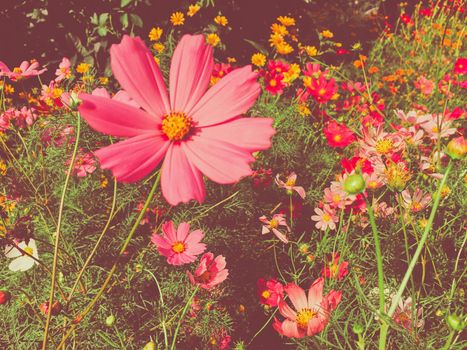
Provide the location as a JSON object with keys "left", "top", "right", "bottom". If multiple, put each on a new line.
{"left": 105, "top": 315, "right": 115, "bottom": 327}
{"left": 352, "top": 323, "right": 364, "bottom": 334}
{"left": 344, "top": 173, "right": 366, "bottom": 195}
{"left": 446, "top": 314, "right": 465, "bottom": 331}
{"left": 445, "top": 136, "right": 467, "bottom": 160}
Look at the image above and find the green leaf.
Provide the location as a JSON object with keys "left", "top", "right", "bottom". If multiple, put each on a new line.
{"left": 130, "top": 13, "right": 143, "bottom": 28}
{"left": 120, "top": 0, "right": 132, "bottom": 7}
{"left": 90, "top": 13, "right": 98, "bottom": 25}
{"left": 97, "top": 27, "right": 108, "bottom": 37}
{"left": 120, "top": 13, "right": 129, "bottom": 29}
{"left": 98, "top": 13, "right": 109, "bottom": 26}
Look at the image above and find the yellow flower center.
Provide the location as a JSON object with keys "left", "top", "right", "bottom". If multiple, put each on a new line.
{"left": 285, "top": 178, "right": 296, "bottom": 187}
{"left": 270, "top": 79, "right": 277, "bottom": 87}
{"left": 261, "top": 290, "right": 271, "bottom": 299}
{"left": 161, "top": 112, "right": 193, "bottom": 141}
{"left": 322, "top": 213, "right": 331, "bottom": 222}
{"left": 13, "top": 67, "right": 23, "bottom": 74}
{"left": 375, "top": 138, "right": 394, "bottom": 154}
{"left": 330, "top": 264, "right": 339, "bottom": 277}
{"left": 296, "top": 308, "right": 317, "bottom": 329}
{"left": 269, "top": 218, "right": 279, "bottom": 229}
{"left": 332, "top": 194, "right": 341, "bottom": 202}
{"left": 171, "top": 241, "right": 186, "bottom": 253}
{"left": 411, "top": 202, "right": 422, "bottom": 212}
{"left": 318, "top": 88, "right": 327, "bottom": 96}
{"left": 333, "top": 134, "right": 342, "bottom": 142}
{"left": 23, "top": 247, "right": 33, "bottom": 255}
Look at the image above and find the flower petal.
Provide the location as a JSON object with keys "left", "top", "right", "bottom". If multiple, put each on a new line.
{"left": 308, "top": 277, "right": 324, "bottom": 308}
{"left": 161, "top": 144, "right": 205, "bottom": 206}
{"left": 169, "top": 34, "right": 213, "bottom": 113}
{"left": 95, "top": 133, "right": 169, "bottom": 182}
{"left": 162, "top": 221, "right": 177, "bottom": 242}
{"left": 189, "top": 65, "right": 260, "bottom": 127}
{"left": 281, "top": 319, "right": 303, "bottom": 338}
{"left": 176, "top": 222, "right": 191, "bottom": 241}
{"left": 285, "top": 283, "right": 308, "bottom": 311}
{"left": 110, "top": 35, "right": 170, "bottom": 118}
{"left": 278, "top": 300, "right": 297, "bottom": 320}
{"left": 79, "top": 93, "right": 159, "bottom": 137}
{"left": 185, "top": 229, "right": 204, "bottom": 245}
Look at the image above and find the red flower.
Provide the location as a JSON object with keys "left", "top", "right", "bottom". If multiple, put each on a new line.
{"left": 306, "top": 75, "right": 338, "bottom": 104}
{"left": 323, "top": 121, "right": 356, "bottom": 148}
{"left": 341, "top": 157, "right": 374, "bottom": 175}
{"left": 321, "top": 253, "right": 349, "bottom": 281}
{"left": 257, "top": 278, "right": 284, "bottom": 307}
{"left": 453, "top": 57, "right": 467, "bottom": 75}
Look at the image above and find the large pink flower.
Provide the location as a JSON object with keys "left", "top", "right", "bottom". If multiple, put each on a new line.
{"left": 273, "top": 278, "right": 342, "bottom": 338}
{"left": 151, "top": 221, "right": 206, "bottom": 265}
{"left": 78, "top": 35, "right": 275, "bottom": 205}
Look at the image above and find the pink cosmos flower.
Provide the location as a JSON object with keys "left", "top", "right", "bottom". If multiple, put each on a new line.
{"left": 414, "top": 75, "right": 435, "bottom": 96}
{"left": 55, "top": 57, "right": 72, "bottom": 82}
{"left": 311, "top": 205, "right": 338, "bottom": 231}
{"left": 323, "top": 187, "right": 352, "bottom": 209}
{"left": 323, "top": 120, "right": 356, "bottom": 149}
{"left": 273, "top": 278, "right": 342, "bottom": 338}
{"left": 401, "top": 188, "right": 431, "bottom": 213}
{"left": 259, "top": 214, "right": 290, "bottom": 243}
{"left": 78, "top": 34, "right": 275, "bottom": 206}
{"left": 359, "top": 127, "right": 405, "bottom": 157}
{"left": 13, "top": 107, "right": 37, "bottom": 128}
{"left": 419, "top": 114, "right": 457, "bottom": 140}
{"left": 0, "top": 108, "right": 13, "bottom": 131}
{"left": 453, "top": 57, "right": 466, "bottom": 75}
{"left": 321, "top": 252, "right": 349, "bottom": 281}
{"left": 187, "top": 252, "right": 228, "bottom": 289}
{"left": 257, "top": 278, "right": 284, "bottom": 307}
{"left": 66, "top": 150, "right": 97, "bottom": 177}
{"left": 151, "top": 221, "right": 206, "bottom": 265}
{"left": 275, "top": 172, "right": 306, "bottom": 199}
{"left": 91, "top": 87, "right": 139, "bottom": 108}
{"left": 0, "top": 59, "right": 47, "bottom": 81}
{"left": 392, "top": 297, "right": 424, "bottom": 332}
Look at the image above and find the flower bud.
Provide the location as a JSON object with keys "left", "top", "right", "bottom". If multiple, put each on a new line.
{"left": 40, "top": 301, "right": 62, "bottom": 316}
{"left": 446, "top": 314, "right": 465, "bottom": 331}
{"left": 344, "top": 173, "right": 366, "bottom": 194}
{"left": 105, "top": 315, "right": 115, "bottom": 327}
{"left": 143, "top": 341, "right": 156, "bottom": 350}
{"left": 352, "top": 323, "right": 364, "bottom": 334}
{"left": 0, "top": 290, "right": 11, "bottom": 304}
{"left": 446, "top": 136, "right": 467, "bottom": 160}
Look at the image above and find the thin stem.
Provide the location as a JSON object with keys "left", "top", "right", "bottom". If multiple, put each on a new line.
{"left": 170, "top": 286, "right": 199, "bottom": 350}
{"left": 42, "top": 113, "right": 81, "bottom": 350}
{"left": 146, "top": 269, "right": 169, "bottom": 350}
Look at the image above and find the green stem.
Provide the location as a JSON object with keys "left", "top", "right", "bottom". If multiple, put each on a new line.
{"left": 379, "top": 161, "right": 453, "bottom": 349}
{"left": 54, "top": 171, "right": 161, "bottom": 350}
{"left": 42, "top": 113, "right": 81, "bottom": 350}
{"left": 170, "top": 286, "right": 199, "bottom": 350}
{"left": 146, "top": 269, "right": 169, "bottom": 350}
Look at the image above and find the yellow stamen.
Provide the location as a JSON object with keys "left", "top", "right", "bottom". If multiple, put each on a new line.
{"left": 171, "top": 241, "right": 186, "bottom": 253}
{"left": 375, "top": 138, "right": 394, "bottom": 154}
{"left": 296, "top": 308, "right": 317, "bottom": 329}
{"left": 23, "top": 247, "right": 33, "bottom": 255}
{"left": 161, "top": 112, "right": 193, "bottom": 141}
{"left": 261, "top": 290, "right": 271, "bottom": 299}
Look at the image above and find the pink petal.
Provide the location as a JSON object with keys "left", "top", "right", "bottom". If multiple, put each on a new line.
{"left": 110, "top": 35, "right": 170, "bottom": 118}
{"left": 189, "top": 66, "right": 260, "bottom": 127}
{"left": 185, "top": 229, "right": 204, "bottom": 245}
{"left": 162, "top": 221, "right": 177, "bottom": 242}
{"left": 176, "top": 222, "right": 191, "bottom": 241}
{"left": 151, "top": 234, "right": 171, "bottom": 249}
{"left": 169, "top": 34, "right": 213, "bottom": 113}
{"left": 308, "top": 277, "right": 324, "bottom": 307}
{"left": 79, "top": 93, "right": 159, "bottom": 137}
{"left": 161, "top": 144, "right": 205, "bottom": 206}
{"left": 272, "top": 228, "right": 289, "bottom": 244}
{"left": 294, "top": 186, "right": 306, "bottom": 199}
{"left": 197, "top": 117, "right": 275, "bottom": 152}
{"left": 281, "top": 319, "right": 302, "bottom": 338}
{"left": 306, "top": 316, "right": 327, "bottom": 336}
{"left": 285, "top": 284, "right": 308, "bottom": 311}
{"left": 185, "top": 242, "right": 206, "bottom": 256}
{"left": 182, "top": 135, "right": 254, "bottom": 184}
{"left": 95, "top": 133, "right": 169, "bottom": 182}
{"left": 278, "top": 300, "right": 297, "bottom": 320}
{"left": 212, "top": 254, "right": 227, "bottom": 271}
{"left": 0, "top": 61, "right": 10, "bottom": 73}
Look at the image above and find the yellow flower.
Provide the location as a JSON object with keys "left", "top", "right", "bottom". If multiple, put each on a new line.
{"left": 269, "top": 33, "right": 284, "bottom": 47}
{"left": 271, "top": 23, "right": 288, "bottom": 36}
{"left": 76, "top": 63, "right": 91, "bottom": 74}
{"left": 148, "top": 27, "right": 163, "bottom": 41}
{"left": 187, "top": 4, "right": 200, "bottom": 17}
{"left": 251, "top": 53, "right": 266, "bottom": 67}
{"left": 0, "top": 159, "right": 7, "bottom": 176}
{"left": 152, "top": 42, "right": 165, "bottom": 53}
{"left": 277, "top": 16, "right": 295, "bottom": 26}
{"left": 214, "top": 15, "right": 228, "bottom": 26}
{"left": 283, "top": 63, "right": 300, "bottom": 83}
{"left": 321, "top": 30, "right": 334, "bottom": 39}
{"left": 305, "top": 45, "right": 318, "bottom": 56}
{"left": 4, "top": 84, "right": 14, "bottom": 95}
{"left": 100, "top": 176, "right": 108, "bottom": 188}
{"left": 99, "top": 76, "right": 109, "bottom": 85}
{"left": 206, "top": 33, "right": 220, "bottom": 47}
{"left": 275, "top": 42, "right": 294, "bottom": 55}
{"left": 227, "top": 57, "right": 236, "bottom": 63}
{"left": 297, "top": 103, "right": 311, "bottom": 116}
{"left": 82, "top": 75, "right": 94, "bottom": 84}
{"left": 154, "top": 56, "right": 160, "bottom": 65}
{"left": 170, "top": 12, "right": 185, "bottom": 25}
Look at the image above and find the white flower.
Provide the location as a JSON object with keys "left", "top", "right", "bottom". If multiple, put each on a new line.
{"left": 5, "top": 239, "right": 39, "bottom": 272}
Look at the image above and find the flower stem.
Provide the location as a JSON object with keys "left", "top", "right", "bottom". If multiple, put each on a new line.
{"left": 379, "top": 161, "right": 453, "bottom": 349}
{"left": 170, "top": 286, "right": 199, "bottom": 350}
{"left": 54, "top": 171, "right": 161, "bottom": 349}
{"left": 42, "top": 113, "right": 81, "bottom": 350}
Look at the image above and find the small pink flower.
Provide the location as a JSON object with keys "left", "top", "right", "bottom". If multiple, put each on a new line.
{"left": 13, "top": 107, "right": 37, "bottom": 128}
{"left": 392, "top": 297, "right": 424, "bottom": 332}
{"left": 453, "top": 57, "right": 467, "bottom": 75}
{"left": 66, "top": 150, "right": 96, "bottom": 177}
{"left": 321, "top": 253, "right": 349, "bottom": 281}
{"left": 259, "top": 214, "right": 290, "bottom": 243}
{"left": 151, "top": 221, "right": 206, "bottom": 266}
{"left": 273, "top": 278, "right": 342, "bottom": 338}
{"left": 187, "top": 252, "right": 228, "bottom": 289}
{"left": 55, "top": 57, "right": 72, "bottom": 82}
{"left": 0, "top": 59, "right": 47, "bottom": 81}
{"left": 275, "top": 172, "right": 306, "bottom": 198}
{"left": 257, "top": 278, "right": 284, "bottom": 307}
{"left": 401, "top": 188, "right": 431, "bottom": 213}
{"left": 311, "top": 205, "right": 338, "bottom": 231}
{"left": 323, "top": 187, "right": 352, "bottom": 209}
{"left": 414, "top": 75, "right": 435, "bottom": 96}
{"left": 0, "top": 108, "right": 14, "bottom": 131}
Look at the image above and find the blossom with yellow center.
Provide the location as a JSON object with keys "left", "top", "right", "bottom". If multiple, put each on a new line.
{"left": 276, "top": 42, "right": 294, "bottom": 55}
{"left": 322, "top": 213, "right": 332, "bottom": 222}
{"left": 161, "top": 112, "right": 193, "bottom": 141}
{"left": 206, "top": 33, "right": 220, "bottom": 47}
{"left": 76, "top": 63, "right": 91, "bottom": 74}
{"left": 23, "top": 246, "right": 34, "bottom": 256}
{"left": 3, "top": 84, "right": 14, "bottom": 95}
{"left": 269, "top": 218, "right": 279, "bottom": 229}
{"left": 384, "top": 163, "right": 411, "bottom": 192}
{"left": 0, "top": 160, "right": 7, "bottom": 175}
{"left": 187, "top": 4, "right": 200, "bottom": 17}
{"left": 375, "top": 138, "right": 394, "bottom": 154}
{"left": 282, "top": 63, "right": 300, "bottom": 83}
{"left": 297, "top": 103, "right": 311, "bottom": 116}
{"left": 148, "top": 27, "right": 163, "bottom": 41}
{"left": 98, "top": 76, "right": 109, "bottom": 85}
{"left": 271, "top": 23, "right": 288, "bottom": 36}
{"left": 269, "top": 33, "right": 284, "bottom": 47}
{"left": 305, "top": 45, "right": 318, "bottom": 56}
{"left": 440, "top": 185, "right": 451, "bottom": 197}
{"left": 321, "top": 30, "right": 334, "bottom": 38}
{"left": 152, "top": 42, "right": 165, "bottom": 53}
{"left": 170, "top": 12, "right": 185, "bottom": 25}
{"left": 214, "top": 15, "right": 228, "bottom": 26}
{"left": 251, "top": 53, "right": 266, "bottom": 67}
{"left": 171, "top": 241, "right": 186, "bottom": 253}
{"left": 261, "top": 290, "right": 271, "bottom": 299}
{"left": 296, "top": 308, "right": 317, "bottom": 328}
{"left": 277, "top": 16, "right": 296, "bottom": 26}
